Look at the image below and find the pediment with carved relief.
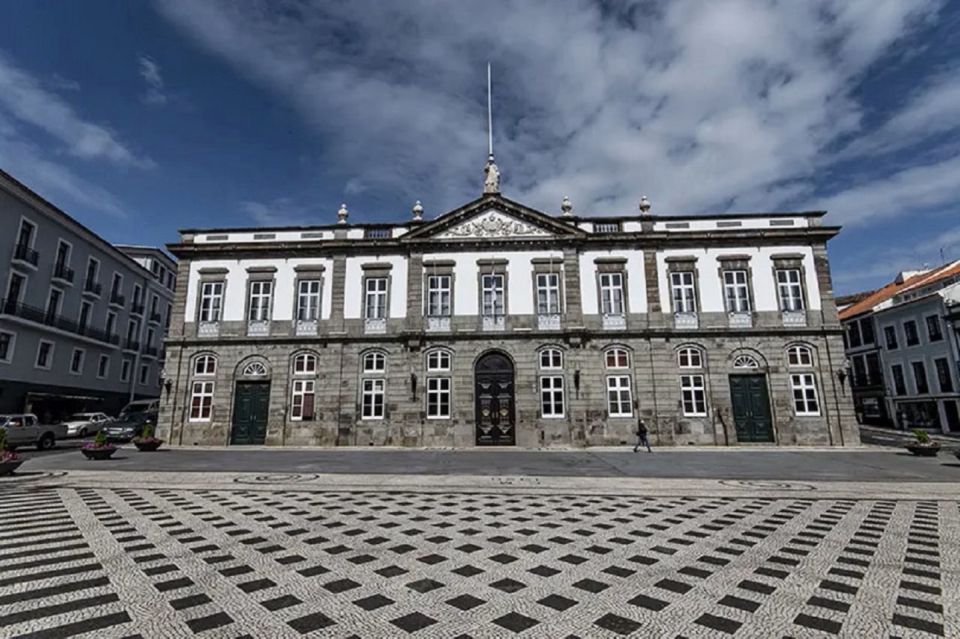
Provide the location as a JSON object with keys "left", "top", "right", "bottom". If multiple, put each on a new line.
{"left": 436, "top": 209, "right": 552, "bottom": 239}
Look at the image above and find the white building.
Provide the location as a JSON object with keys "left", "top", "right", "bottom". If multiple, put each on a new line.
{"left": 158, "top": 165, "right": 856, "bottom": 448}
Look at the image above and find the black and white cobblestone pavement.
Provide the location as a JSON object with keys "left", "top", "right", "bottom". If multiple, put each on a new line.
{"left": 0, "top": 472, "right": 958, "bottom": 638}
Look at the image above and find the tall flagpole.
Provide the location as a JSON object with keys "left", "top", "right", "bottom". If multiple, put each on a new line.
{"left": 487, "top": 62, "right": 493, "bottom": 160}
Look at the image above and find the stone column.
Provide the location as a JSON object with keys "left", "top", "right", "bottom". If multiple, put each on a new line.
{"left": 406, "top": 252, "right": 423, "bottom": 332}
{"left": 329, "top": 255, "right": 347, "bottom": 332}
{"left": 563, "top": 246, "right": 583, "bottom": 327}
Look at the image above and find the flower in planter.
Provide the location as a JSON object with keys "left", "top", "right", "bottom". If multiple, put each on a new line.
{"left": 83, "top": 429, "right": 116, "bottom": 450}
{"left": 913, "top": 429, "right": 935, "bottom": 445}
{"left": 0, "top": 429, "right": 20, "bottom": 462}
{"left": 133, "top": 420, "right": 163, "bottom": 445}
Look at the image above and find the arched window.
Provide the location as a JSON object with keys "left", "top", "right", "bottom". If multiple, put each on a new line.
{"left": 426, "top": 349, "right": 451, "bottom": 372}
{"left": 242, "top": 361, "right": 268, "bottom": 377}
{"left": 362, "top": 351, "right": 386, "bottom": 373}
{"left": 733, "top": 354, "right": 759, "bottom": 369}
{"left": 787, "top": 345, "right": 813, "bottom": 367}
{"left": 194, "top": 355, "right": 216, "bottom": 376}
{"left": 604, "top": 347, "right": 630, "bottom": 369}
{"left": 539, "top": 348, "right": 563, "bottom": 370}
{"left": 360, "top": 351, "right": 386, "bottom": 419}
{"left": 293, "top": 353, "right": 317, "bottom": 375}
{"left": 677, "top": 347, "right": 703, "bottom": 369}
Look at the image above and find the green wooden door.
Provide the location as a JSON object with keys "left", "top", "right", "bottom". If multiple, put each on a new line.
{"left": 729, "top": 375, "right": 774, "bottom": 443}
{"left": 230, "top": 382, "right": 270, "bottom": 445}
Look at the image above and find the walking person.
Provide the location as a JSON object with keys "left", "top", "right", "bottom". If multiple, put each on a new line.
{"left": 633, "top": 418, "right": 652, "bottom": 453}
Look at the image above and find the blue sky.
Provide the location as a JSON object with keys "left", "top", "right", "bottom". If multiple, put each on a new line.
{"left": 1, "top": 1, "right": 958, "bottom": 295}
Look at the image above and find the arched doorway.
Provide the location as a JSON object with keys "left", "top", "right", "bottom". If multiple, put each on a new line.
{"left": 231, "top": 359, "right": 271, "bottom": 445}
{"left": 728, "top": 352, "right": 774, "bottom": 443}
{"left": 475, "top": 351, "right": 515, "bottom": 446}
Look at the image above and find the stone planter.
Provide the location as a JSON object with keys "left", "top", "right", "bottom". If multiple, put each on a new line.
{"left": 905, "top": 443, "right": 940, "bottom": 457}
{"left": 81, "top": 447, "right": 117, "bottom": 460}
{"left": 134, "top": 440, "right": 163, "bottom": 452}
{"left": 0, "top": 459, "right": 23, "bottom": 476}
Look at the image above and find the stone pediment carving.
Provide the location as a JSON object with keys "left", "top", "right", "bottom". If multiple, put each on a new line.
{"left": 437, "top": 210, "right": 552, "bottom": 240}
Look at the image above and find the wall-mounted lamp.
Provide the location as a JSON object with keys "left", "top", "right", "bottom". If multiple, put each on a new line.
{"left": 164, "top": 379, "right": 173, "bottom": 398}
{"left": 410, "top": 372, "right": 418, "bottom": 402}
{"left": 836, "top": 365, "right": 849, "bottom": 395}
{"left": 574, "top": 370, "right": 581, "bottom": 399}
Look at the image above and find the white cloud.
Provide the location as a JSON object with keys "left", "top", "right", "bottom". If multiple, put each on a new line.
{"left": 138, "top": 55, "right": 168, "bottom": 106}
{"left": 154, "top": 0, "right": 942, "bottom": 219}
{"left": 0, "top": 52, "right": 152, "bottom": 168}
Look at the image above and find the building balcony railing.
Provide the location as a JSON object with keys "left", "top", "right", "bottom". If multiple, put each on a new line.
{"left": 728, "top": 312, "right": 752, "bottom": 328}
{"left": 149, "top": 311, "right": 163, "bottom": 324}
{"left": 782, "top": 310, "right": 807, "bottom": 327}
{"left": 674, "top": 312, "right": 699, "bottom": 330}
{"left": 364, "top": 317, "right": 386, "bottom": 334}
{"left": 84, "top": 279, "right": 102, "bottom": 296}
{"left": 124, "top": 339, "right": 140, "bottom": 352}
{"left": 602, "top": 313, "right": 627, "bottom": 330}
{"left": 12, "top": 243, "right": 39, "bottom": 267}
{"left": 537, "top": 313, "right": 562, "bottom": 331}
{"left": 198, "top": 321, "right": 220, "bottom": 338}
{"left": 52, "top": 263, "right": 75, "bottom": 283}
{"left": 247, "top": 320, "right": 270, "bottom": 337}
{"left": 482, "top": 315, "right": 505, "bottom": 331}
{"left": 131, "top": 303, "right": 145, "bottom": 315}
{"left": 0, "top": 297, "right": 119, "bottom": 345}
{"left": 425, "top": 316, "right": 451, "bottom": 332}
{"left": 296, "top": 319, "right": 318, "bottom": 336}
{"left": 109, "top": 292, "right": 125, "bottom": 307}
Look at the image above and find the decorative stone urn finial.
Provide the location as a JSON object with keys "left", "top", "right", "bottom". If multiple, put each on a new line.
{"left": 639, "top": 195, "right": 651, "bottom": 214}
{"left": 412, "top": 200, "right": 424, "bottom": 221}
{"left": 337, "top": 203, "right": 349, "bottom": 224}
{"left": 561, "top": 196, "right": 573, "bottom": 217}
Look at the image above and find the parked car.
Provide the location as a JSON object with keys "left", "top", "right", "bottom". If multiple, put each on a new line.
{"left": 0, "top": 414, "right": 65, "bottom": 450}
{"left": 103, "top": 413, "right": 153, "bottom": 442}
{"left": 119, "top": 399, "right": 159, "bottom": 421}
{"left": 61, "top": 412, "right": 113, "bottom": 438}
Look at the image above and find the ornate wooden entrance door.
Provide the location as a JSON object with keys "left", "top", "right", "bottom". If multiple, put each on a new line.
{"left": 230, "top": 382, "right": 270, "bottom": 445}
{"left": 475, "top": 352, "right": 515, "bottom": 446}
{"left": 729, "top": 374, "right": 774, "bottom": 443}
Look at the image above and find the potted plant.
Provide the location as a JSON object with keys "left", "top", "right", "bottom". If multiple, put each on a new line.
{"left": 905, "top": 429, "right": 940, "bottom": 457}
{"left": 81, "top": 429, "right": 118, "bottom": 460}
{"left": 133, "top": 421, "right": 163, "bottom": 452}
{"left": 0, "top": 429, "right": 23, "bottom": 476}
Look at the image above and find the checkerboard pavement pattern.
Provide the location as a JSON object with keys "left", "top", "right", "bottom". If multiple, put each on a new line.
{"left": 0, "top": 483, "right": 956, "bottom": 637}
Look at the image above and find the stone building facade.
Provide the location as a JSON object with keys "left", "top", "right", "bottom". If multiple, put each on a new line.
{"left": 158, "top": 192, "right": 857, "bottom": 448}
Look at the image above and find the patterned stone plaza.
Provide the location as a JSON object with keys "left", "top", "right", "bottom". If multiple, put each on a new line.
{"left": 0, "top": 471, "right": 956, "bottom": 638}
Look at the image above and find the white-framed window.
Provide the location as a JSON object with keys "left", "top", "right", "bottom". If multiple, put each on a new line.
{"left": 78, "top": 300, "right": 93, "bottom": 331}
{"left": 426, "top": 349, "right": 451, "bottom": 372}
{"left": 84, "top": 257, "right": 100, "bottom": 289}
{"left": 680, "top": 374, "right": 707, "bottom": 416}
{"left": 293, "top": 353, "right": 317, "bottom": 374}
{"left": 363, "top": 351, "right": 386, "bottom": 373}
{"left": 670, "top": 271, "right": 696, "bottom": 313}
{"left": 35, "top": 340, "right": 54, "bottom": 370}
{"left": 194, "top": 355, "right": 217, "bottom": 376}
{"left": 426, "top": 377, "right": 451, "bottom": 419}
{"left": 241, "top": 361, "right": 268, "bottom": 377}
{"left": 722, "top": 270, "right": 750, "bottom": 313}
{"left": 46, "top": 287, "right": 63, "bottom": 319}
{"left": 97, "top": 354, "right": 110, "bottom": 379}
{"left": 16, "top": 217, "right": 36, "bottom": 249}
{"left": 69, "top": 348, "right": 84, "bottom": 375}
{"left": 790, "top": 374, "right": 820, "bottom": 415}
{"left": 120, "top": 358, "right": 132, "bottom": 383}
{"left": 426, "top": 275, "right": 452, "bottom": 316}
{"left": 248, "top": 280, "right": 273, "bottom": 321}
{"left": 0, "top": 331, "right": 15, "bottom": 364}
{"left": 481, "top": 274, "right": 505, "bottom": 317}
{"left": 291, "top": 380, "right": 315, "bottom": 421}
{"left": 297, "top": 279, "right": 322, "bottom": 321}
{"left": 105, "top": 311, "right": 117, "bottom": 337}
{"left": 733, "top": 354, "right": 760, "bottom": 369}
{"left": 787, "top": 345, "right": 813, "bottom": 367}
{"left": 139, "top": 364, "right": 150, "bottom": 385}
{"left": 199, "top": 281, "right": 224, "bottom": 322}
{"left": 540, "top": 376, "right": 565, "bottom": 418}
{"left": 677, "top": 347, "right": 703, "bottom": 368}
{"left": 606, "top": 375, "right": 633, "bottom": 417}
{"left": 364, "top": 277, "right": 388, "bottom": 320}
{"left": 110, "top": 273, "right": 123, "bottom": 299}
{"left": 599, "top": 272, "right": 624, "bottom": 315}
{"left": 604, "top": 347, "right": 630, "bottom": 369}
{"left": 132, "top": 283, "right": 143, "bottom": 307}
{"left": 536, "top": 273, "right": 561, "bottom": 314}
{"left": 361, "top": 378, "right": 385, "bottom": 419}
{"left": 776, "top": 269, "right": 805, "bottom": 311}
{"left": 189, "top": 381, "right": 214, "bottom": 421}
{"left": 146, "top": 328, "right": 155, "bottom": 349}
{"left": 540, "top": 348, "right": 563, "bottom": 370}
